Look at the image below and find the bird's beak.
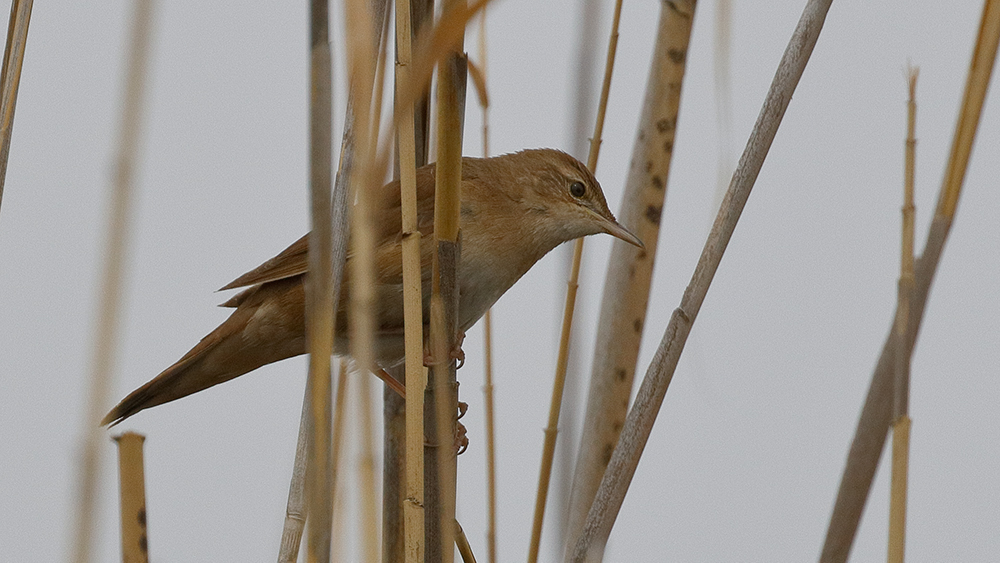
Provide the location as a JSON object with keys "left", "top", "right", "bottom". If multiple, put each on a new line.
{"left": 600, "top": 215, "right": 644, "bottom": 248}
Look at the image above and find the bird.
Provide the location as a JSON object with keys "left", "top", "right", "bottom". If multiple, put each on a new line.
{"left": 102, "top": 148, "right": 642, "bottom": 426}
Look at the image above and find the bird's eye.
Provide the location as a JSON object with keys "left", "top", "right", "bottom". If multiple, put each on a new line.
{"left": 570, "top": 181, "right": 586, "bottom": 198}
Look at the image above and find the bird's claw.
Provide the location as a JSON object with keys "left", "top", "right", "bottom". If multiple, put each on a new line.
{"left": 423, "top": 331, "right": 467, "bottom": 369}
{"left": 455, "top": 421, "right": 469, "bottom": 455}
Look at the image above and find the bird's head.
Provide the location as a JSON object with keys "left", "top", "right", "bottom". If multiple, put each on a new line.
{"left": 511, "top": 148, "right": 643, "bottom": 249}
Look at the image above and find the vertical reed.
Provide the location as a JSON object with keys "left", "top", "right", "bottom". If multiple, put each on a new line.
{"left": 475, "top": 11, "right": 497, "bottom": 563}
{"left": 887, "top": 67, "right": 918, "bottom": 563}
{"left": 114, "top": 432, "right": 149, "bottom": 563}
{"left": 571, "top": 0, "right": 836, "bottom": 559}
{"left": 426, "top": 0, "right": 467, "bottom": 554}
{"left": 821, "top": 3, "right": 1000, "bottom": 560}
{"left": 394, "top": 0, "right": 428, "bottom": 561}
{"left": 564, "top": 1, "right": 696, "bottom": 554}
{"left": 72, "top": 2, "right": 153, "bottom": 560}
{"left": 528, "top": 2, "right": 623, "bottom": 561}
{"left": 303, "top": 0, "right": 335, "bottom": 557}
{"left": 0, "top": 0, "right": 32, "bottom": 214}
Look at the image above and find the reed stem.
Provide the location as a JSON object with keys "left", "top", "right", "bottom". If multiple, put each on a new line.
{"left": 570, "top": 0, "right": 835, "bottom": 559}
{"left": 475, "top": 10, "right": 498, "bottom": 563}
{"left": 114, "top": 432, "right": 149, "bottom": 563}
{"left": 821, "top": 4, "right": 1000, "bottom": 559}
{"left": 528, "top": 2, "right": 623, "bottom": 561}
{"left": 72, "top": 2, "right": 153, "bottom": 560}
{"left": 564, "top": 1, "right": 695, "bottom": 553}
{"left": 303, "top": 0, "right": 335, "bottom": 558}
{"left": 0, "top": 0, "right": 33, "bottom": 215}
{"left": 887, "top": 66, "right": 918, "bottom": 563}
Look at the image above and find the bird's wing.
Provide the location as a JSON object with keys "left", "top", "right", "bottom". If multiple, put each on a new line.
{"left": 218, "top": 164, "right": 439, "bottom": 300}
{"left": 218, "top": 233, "right": 310, "bottom": 292}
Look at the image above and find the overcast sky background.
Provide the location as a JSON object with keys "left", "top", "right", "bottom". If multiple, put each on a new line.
{"left": 1, "top": 0, "right": 999, "bottom": 561}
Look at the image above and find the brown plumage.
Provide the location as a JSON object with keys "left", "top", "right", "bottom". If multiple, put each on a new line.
{"left": 103, "top": 149, "right": 641, "bottom": 426}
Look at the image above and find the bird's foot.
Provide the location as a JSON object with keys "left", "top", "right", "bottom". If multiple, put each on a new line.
{"left": 422, "top": 331, "right": 467, "bottom": 369}
{"left": 455, "top": 421, "right": 469, "bottom": 455}
{"left": 455, "top": 391, "right": 469, "bottom": 453}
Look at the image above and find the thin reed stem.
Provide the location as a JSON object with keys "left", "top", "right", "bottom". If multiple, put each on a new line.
{"left": 821, "top": 3, "right": 1000, "bottom": 560}
{"left": 554, "top": 2, "right": 602, "bottom": 555}
{"left": 888, "top": 67, "right": 918, "bottom": 563}
{"left": 0, "top": 0, "right": 32, "bottom": 215}
{"left": 385, "top": 2, "right": 434, "bottom": 559}
{"left": 304, "top": 0, "right": 335, "bottom": 558}
{"left": 113, "top": 432, "right": 149, "bottom": 563}
{"left": 357, "top": 364, "right": 381, "bottom": 563}
{"left": 427, "top": 0, "right": 467, "bottom": 555}
{"left": 711, "top": 0, "right": 734, "bottom": 213}
{"left": 72, "top": 2, "right": 153, "bottom": 561}
{"left": 455, "top": 519, "right": 479, "bottom": 563}
{"left": 564, "top": 1, "right": 695, "bottom": 554}
{"left": 284, "top": 3, "right": 389, "bottom": 561}
{"left": 395, "top": 0, "right": 428, "bottom": 561}
{"left": 570, "top": 1, "right": 835, "bottom": 560}
{"left": 475, "top": 9, "right": 497, "bottom": 563}
{"left": 527, "top": 1, "right": 623, "bottom": 561}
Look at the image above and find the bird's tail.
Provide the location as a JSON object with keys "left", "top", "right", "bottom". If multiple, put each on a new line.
{"left": 102, "top": 278, "right": 306, "bottom": 426}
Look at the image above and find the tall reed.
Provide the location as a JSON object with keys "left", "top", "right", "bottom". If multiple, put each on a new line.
{"left": 527, "top": 2, "right": 624, "bottom": 561}
{"left": 887, "top": 67, "right": 918, "bottom": 563}
{"left": 72, "top": 2, "right": 153, "bottom": 560}
{"left": 303, "top": 0, "right": 336, "bottom": 557}
{"left": 821, "top": 2, "right": 1000, "bottom": 560}
{"left": 565, "top": 1, "right": 696, "bottom": 554}
{"left": 426, "top": 0, "right": 467, "bottom": 558}
{"left": 570, "top": 0, "right": 836, "bottom": 559}
{"left": 113, "top": 432, "right": 149, "bottom": 563}
{"left": 0, "top": 0, "right": 33, "bottom": 214}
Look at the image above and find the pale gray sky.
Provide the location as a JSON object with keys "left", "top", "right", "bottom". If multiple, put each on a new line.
{"left": 1, "top": 0, "right": 998, "bottom": 561}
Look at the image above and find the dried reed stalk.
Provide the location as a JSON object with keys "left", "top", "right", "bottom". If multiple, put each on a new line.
{"left": 482, "top": 307, "right": 498, "bottom": 561}
{"left": 887, "top": 67, "right": 918, "bottom": 563}
{"left": 527, "top": 2, "right": 623, "bottom": 561}
{"left": 476, "top": 10, "right": 498, "bottom": 563}
{"left": 346, "top": 0, "right": 384, "bottom": 483}
{"left": 72, "top": 2, "right": 153, "bottom": 561}
{"left": 345, "top": 0, "right": 390, "bottom": 547}
{"left": 564, "top": 1, "right": 695, "bottom": 555}
{"left": 114, "top": 432, "right": 149, "bottom": 563}
{"left": 357, "top": 363, "right": 381, "bottom": 562}
{"left": 341, "top": 0, "right": 386, "bottom": 560}
{"left": 454, "top": 519, "right": 479, "bottom": 563}
{"left": 303, "top": 0, "right": 336, "bottom": 558}
{"left": 370, "top": 0, "right": 494, "bottom": 180}
{"left": 887, "top": 418, "right": 910, "bottom": 563}
{"left": 711, "top": 0, "right": 734, "bottom": 211}
{"left": 820, "top": 3, "right": 1000, "bottom": 560}
{"left": 384, "top": 2, "right": 434, "bottom": 559}
{"left": 570, "top": 1, "right": 835, "bottom": 560}
{"left": 394, "top": 0, "right": 428, "bottom": 561}
{"left": 330, "top": 361, "right": 351, "bottom": 540}
{"left": 427, "top": 0, "right": 467, "bottom": 557}
{"left": 282, "top": 1, "right": 389, "bottom": 560}
{"left": 278, "top": 382, "right": 311, "bottom": 561}
{"left": 0, "top": 0, "right": 32, "bottom": 214}
{"left": 554, "top": 2, "right": 603, "bottom": 555}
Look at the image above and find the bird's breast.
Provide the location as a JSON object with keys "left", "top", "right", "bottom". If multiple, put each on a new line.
{"left": 455, "top": 236, "right": 548, "bottom": 332}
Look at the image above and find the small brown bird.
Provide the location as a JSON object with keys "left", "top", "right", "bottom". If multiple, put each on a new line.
{"left": 103, "top": 148, "right": 641, "bottom": 425}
